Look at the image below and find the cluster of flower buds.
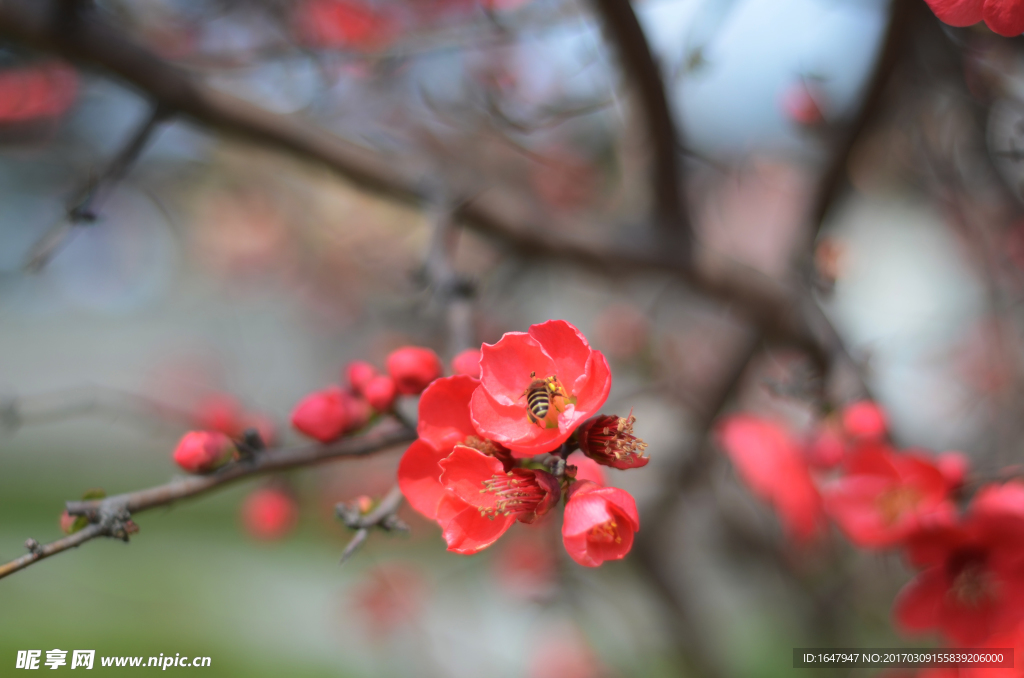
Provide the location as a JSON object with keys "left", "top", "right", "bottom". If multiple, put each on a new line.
{"left": 398, "top": 320, "right": 649, "bottom": 567}
{"left": 291, "top": 346, "right": 443, "bottom": 443}
{"left": 717, "top": 401, "right": 1024, "bottom": 648}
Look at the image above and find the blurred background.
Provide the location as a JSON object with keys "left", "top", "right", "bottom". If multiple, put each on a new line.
{"left": 1, "top": 0, "right": 1022, "bottom": 675}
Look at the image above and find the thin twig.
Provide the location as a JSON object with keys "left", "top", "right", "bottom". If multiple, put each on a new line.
{"left": 24, "top": 103, "right": 170, "bottom": 271}
{"left": 337, "top": 484, "right": 406, "bottom": 565}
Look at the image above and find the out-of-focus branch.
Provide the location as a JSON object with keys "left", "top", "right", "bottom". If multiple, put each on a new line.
{"left": 0, "top": 418, "right": 415, "bottom": 581}
{"left": 0, "top": 0, "right": 833, "bottom": 361}
{"left": 336, "top": 484, "right": 407, "bottom": 565}
{"left": 589, "top": 0, "right": 690, "bottom": 259}
{"left": 25, "top": 103, "right": 170, "bottom": 271}
{"left": 1, "top": 384, "right": 197, "bottom": 433}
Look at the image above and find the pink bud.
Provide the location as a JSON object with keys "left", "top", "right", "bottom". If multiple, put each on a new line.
{"left": 450, "top": 348, "right": 482, "bottom": 379}
{"left": 340, "top": 391, "right": 372, "bottom": 432}
{"left": 173, "top": 431, "right": 235, "bottom": 474}
{"left": 241, "top": 488, "right": 298, "bottom": 541}
{"left": 363, "top": 374, "right": 397, "bottom": 412}
{"left": 841, "top": 400, "right": 887, "bottom": 442}
{"left": 346, "top": 360, "right": 378, "bottom": 396}
{"left": 59, "top": 511, "right": 76, "bottom": 534}
{"left": 291, "top": 387, "right": 348, "bottom": 443}
{"left": 194, "top": 393, "right": 243, "bottom": 436}
{"left": 386, "top": 346, "right": 443, "bottom": 395}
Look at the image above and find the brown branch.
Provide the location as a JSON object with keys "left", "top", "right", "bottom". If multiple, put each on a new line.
{"left": 589, "top": 0, "right": 690, "bottom": 258}
{"left": 0, "top": 0, "right": 834, "bottom": 362}
{"left": 0, "top": 418, "right": 415, "bottom": 581}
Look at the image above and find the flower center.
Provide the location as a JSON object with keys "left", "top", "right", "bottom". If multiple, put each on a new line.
{"left": 876, "top": 486, "right": 923, "bottom": 525}
{"left": 588, "top": 519, "right": 621, "bottom": 544}
{"left": 479, "top": 472, "right": 545, "bottom": 519}
{"left": 947, "top": 550, "right": 997, "bottom": 608}
{"left": 521, "top": 373, "right": 569, "bottom": 429}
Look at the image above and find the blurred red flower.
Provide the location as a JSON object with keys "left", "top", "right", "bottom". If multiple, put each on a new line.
{"left": 716, "top": 415, "right": 825, "bottom": 542}
{"left": 242, "top": 487, "right": 298, "bottom": 541}
{"left": 562, "top": 481, "right": 639, "bottom": 567}
{"left": 894, "top": 481, "right": 1024, "bottom": 645}
{"left": 451, "top": 348, "right": 482, "bottom": 379}
{"left": 0, "top": 62, "right": 78, "bottom": 124}
{"left": 386, "top": 346, "right": 443, "bottom": 395}
{"left": 470, "top": 319, "right": 611, "bottom": 457}
{"left": 294, "top": 0, "right": 396, "bottom": 52}
{"left": 291, "top": 387, "right": 349, "bottom": 443}
{"left": 823, "top": 445, "right": 956, "bottom": 548}
{"left": 924, "top": 0, "right": 1024, "bottom": 37}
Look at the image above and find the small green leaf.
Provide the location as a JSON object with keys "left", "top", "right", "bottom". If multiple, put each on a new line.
{"left": 81, "top": 488, "right": 106, "bottom": 501}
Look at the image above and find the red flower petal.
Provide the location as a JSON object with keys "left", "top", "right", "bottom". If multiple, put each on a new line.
{"left": 984, "top": 0, "right": 1024, "bottom": 36}
{"left": 437, "top": 494, "right": 514, "bottom": 554}
{"left": 924, "top": 0, "right": 983, "bottom": 26}
{"left": 571, "top": 352, "right": 612, "bottom": 419}
{"left": 397, "top": 439, "right": 450, "bottom": 521}
{"left": 417, "top": 375, "right": 480, "bottom": 451}
{"left": 894, "top": 566, "right": 948, "bottom": 632}
{"left": 470, "top": 386, "right": 558, "bottom": 456}
{"left": 479, "top": 332, "right": 555, "bottom": 406}
{"left": 439, "top": 445, "right": 506, "bottom": 509}
{"left": 529, "top": 319, "right": 591, "bottom": 389}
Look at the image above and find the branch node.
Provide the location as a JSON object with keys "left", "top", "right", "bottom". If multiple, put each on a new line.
{"left": 25, "top": 538, "right": 42, "bottom": 556}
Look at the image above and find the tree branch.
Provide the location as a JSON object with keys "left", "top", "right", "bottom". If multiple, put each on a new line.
{"left": 0, "top": 418, "right": 415, "bottom": 581}
{"left": 588, "top": 0, "right": 690, "bottom": 258}
{"left": 0, "top": 0, "right": 826, "bottom": 361}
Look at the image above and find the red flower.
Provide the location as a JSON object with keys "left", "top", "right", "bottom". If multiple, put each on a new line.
{"left": 894, "top": 482, "right": 1024, "bottom": 645}
{"left": 363, "top": 374, "right": 397, "bottom": 412}
{"left": 823, "top": 445, "right": 956, "bottom": 548}
{"left": 470, "top": 320, "right": 611, "bottom": 457}
{"left": 345, "top": 360, "right": 378, "bottom": 395}
{"left": 436, "top": 445, "right": 559, "bottom": 554}
{"left": 173, "top": 431, "right": 234, "bottom": 474}
{"left": 716, "top": 415, "right": 825, "bottom": 542}
{"left": 291, "top": 387, "right": 348, "bottom": 442}
{"left": 386, "top": 346, "right": 443, "bottom": 395}
{"left": 451, "top": 348, "right": 482, "bottom": 378}
{"left": 0, "top": 62, "right": 78, "bottom": 123}
{"left": 294, "top": 0, "right": 396, "bottom": 51}
{"left": 398, "top": 375, "right": 492, "bottom": 521}
{"left": 924, "top": 0, "right": 1024, "bottom": 37}
{"left": 577, "top": 413, "right": 648, "bottom": 469}
{"left": 242, "top": 487, "right": 298, "bottom": 540}
{"left": 562, "top": 481, "right": 639, "bottom": 567}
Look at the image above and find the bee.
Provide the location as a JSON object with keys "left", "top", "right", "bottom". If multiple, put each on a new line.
{"left": 522, "top": 372, "right": 567, "bottom": 426}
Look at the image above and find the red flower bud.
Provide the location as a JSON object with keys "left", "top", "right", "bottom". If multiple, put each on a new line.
{"left": 562, "top": 481, "right": 639, "bottom": 567}
{"left": 346, "top": 360, "right": 378, "bottom": 396}
{"left": 341, "top": 391, "right": 373, "bottom": 432}
{"left": 938, "top": 451, "right": 969, "bottom": 491}
{"left": 194, "top": 393, "right": 244, "bottom": 436}
{"left": 450, "top": 348, "right": 482, "bottom": 379}
{"left": 173, "top": 431, "right": 235, "bottom": 474}
{"left": 363, "top": 374, "right": 397, "bottom": 411}
{"left": 59, "top": 511, "right": 77, "bottom": 534}
{"left": 241, "top": 487, "right": 298, "bottom": 541}
{"left": 577, "top": 413, "right": 649, "bottom": 469}
{"left": 386, "top": 346, "right": 443, "bottom": 395}
{"left": 291, "top": 387, "right": 348, "bottom": 443}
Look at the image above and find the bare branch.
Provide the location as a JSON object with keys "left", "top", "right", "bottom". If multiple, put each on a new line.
{"left": 336, "top": 484, "right": 406, "bottom": 565}
{"left": 0, "top": 418, "right": 415, "bottom": 581}
{"left": 589, "top": 0, "right": 690, "bottom": 258}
